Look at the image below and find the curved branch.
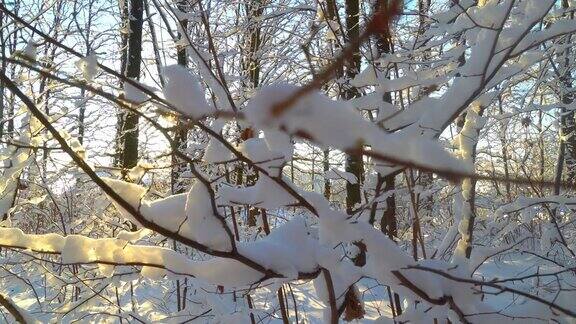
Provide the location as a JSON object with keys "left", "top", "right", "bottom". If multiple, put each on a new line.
{"left": 404, "top": 265, "right": 576, "bottom": 318}
{"left": 0, "top": 293, "right": 28, "bottom": 324}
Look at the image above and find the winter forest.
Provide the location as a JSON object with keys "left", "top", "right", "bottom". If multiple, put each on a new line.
{"left": 2, "top": 0, "right": 576, "bottom": 322}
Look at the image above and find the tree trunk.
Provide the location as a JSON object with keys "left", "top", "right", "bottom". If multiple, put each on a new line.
{"left": 0, "top": 10, "right": 5, "bottom": 139}
{"left": 561, "top": 0, "right": 576, "bottom": 183}
{"left": 171, "top": 0, "right": 189, "bottom": 194}
{"left": 76, "top": 0, "right": 95, "bottom": 145}
{"left": 117, "top": 0, "right": 143, "bottom": 171}
{"left": 547, "top": 0, "right": 575, "bottom": 256}
{"left": 323, "top": 149, "right": 331, "bottom": 199}
{"left": 340, "top": 0, "right": 366, "bottom": 321}
{"left": 242, "top": 0, "right": 264, "bottom": 227}
{"left": 344, "top": 0, "right": 363, "bottom": 214}
{"left": 114, "top": 0, "right": 129, "bottom": 167}
{"left": 454, "top": 104, "right": 485, "bottom": 260}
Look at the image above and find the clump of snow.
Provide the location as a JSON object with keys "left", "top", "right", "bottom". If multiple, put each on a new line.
{"left": 203, "top": 120, "right": 233, "bottom": 163}
{"left": 116, "top": 228, "right": 151, "bottom": 242}
{"left": 203, "top": 139, "right": 233, "bottom": 163}
{"left": 325, "top": 168, "right": 358, "bottom": 184}
{"left": 219, "top": 175, "right": 298, "bottom": 209}
{"left": 245, "top": 84, "right": 469, "bottom": 177}
{"left": 0, "top": 226, "right": 264, "bottom": 286}
{"left": 161, "top": 64, "right": 213, "bottom": 118}
{"left": 263, "top": 130, "right": 293, "bottom": 163}
{"left": 101, "top": 177, "right": 148, "bottom": 226}
{"left": 124, "top": 78, "right": 155, "bottom": 104}
{"left": 0, "top": 227, "right": 65, "bottom": 252}
{"left": 69, "top": 137, "right": 86, "bottom": 160}
{"left": 127, "top": 162, "right": 150, "bottom": 182}
{"left": 102, "top": 178, "right": 232, "bottom": 251}
{"left": 20, "top": 39, "right": 37, "bottom": 61}
{"left": 182, "top": 181, "right": 232, "bottom": 251}
{"left": 75, "top": 54, "right": 99, "bottom": 81}
{"left": 142, "top": 192, "right": 188, "bottom": 231}
{"left": 239, "top": 217, "right": 318, "bottom": 279}
{"left": 238, "top": 137, "right": 286, "bottom": 176}
{"left": 244, "top": 83, "right": 375, "bottom": 150}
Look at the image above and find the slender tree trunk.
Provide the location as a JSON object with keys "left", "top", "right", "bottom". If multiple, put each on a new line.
{"left": 561, "top": 1, "right": 576, "bottom": 183}
{"left": 39, "top": 0, "right": 63, "bottom": 170}
{"left": 169, "top": 1, "right": 191, "bottom": 311}
{"left": 551, "top": 134, "right": 573, "bottom": 254}
{"left": 244, "top": 0, "right": 262, "bottom": 91}
{"left": 497, "top": 94, "right": 512, "bottom": 201}
{"left": 344, "top": 0, "right": 363, "bottom": 213}
{"left": 323, "top": 149, "right": 331, "bottom": 199}
{"left": 114, "top": 0, "right": 129, "bottom": 167}
{"left": 6, "top": 2, "right": 19, "bottom": 138}
{"left": 0, "top": 10, "right": 5, "bottom": 139}
{"left": 76, "top": 0, "right": 94, "bottom": 145}
{"left": 326, "top": 0, "right": 366, "bottom": 321}
{"left": 547, "top": 0, "right": 576, "bottom": 256}
{"left": 380, "top": 175, "right": 397, "bottom": 237}
{"left": 242, "top": 0, "right": 264, "bottom": 227}
{"left": 171, "top": 0, "right": 189, "bottom": 194}
{"left": 117, "top": 0, "right": 144, "bottom": 171}
{"left": 454, "top": 104, "right": 485, "bottom": 260}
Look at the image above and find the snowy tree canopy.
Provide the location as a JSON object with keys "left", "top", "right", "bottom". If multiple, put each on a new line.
{"left": 1, "top": 0, "right": 576, "bottom": 323}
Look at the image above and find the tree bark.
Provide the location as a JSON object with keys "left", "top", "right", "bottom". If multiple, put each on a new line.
{"left": 171, "top": 0, "right": 189, "bottom": 194}
{"left": 242, "top": 0, "right": 264, "bottom": 227}
{"left": 560, "top": 0, "right": 576, "bottom": 183}
{"left": 118, "top": 0, "right": 144, "bottom": 171}
{"left": 344, "top": 0, "right": 364, "bottom": 214}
